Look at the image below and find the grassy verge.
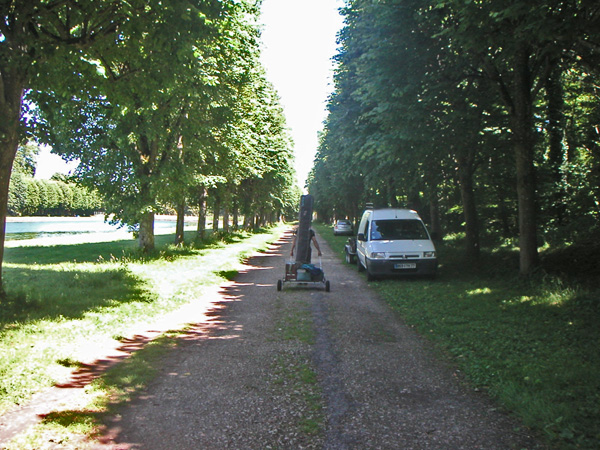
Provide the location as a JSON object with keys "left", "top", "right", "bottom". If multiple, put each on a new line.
{"left": 0, "top": 224, "right": 287, "bottom": 447}
{"left": 314, "top": 222, "right": 600, "bottom": 450}
{"left": 272, "top": 298, "right": 324, "bottom": 438}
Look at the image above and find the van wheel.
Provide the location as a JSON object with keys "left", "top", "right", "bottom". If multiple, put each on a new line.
{"left": 357, "top": 257, "right": 365, "bottom": 272}
{"left": 365, "top": 262, "right": 376, "bottom": 281}
{"left": 366, "top": 269, "right": 376, "bottom": 282}
{"left": 345, "top": 249, "right": 354, "bottom": 264}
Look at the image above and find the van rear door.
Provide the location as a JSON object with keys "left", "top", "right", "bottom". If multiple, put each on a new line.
{"left": 356, "top": 210, "right": 370, "bottom": 268}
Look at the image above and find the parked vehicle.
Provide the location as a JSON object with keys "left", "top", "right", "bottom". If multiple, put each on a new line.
{"left": 353, "top": 208, "right": 437, "bottom": 280}
{"left": 333, "top": 219, "right": 353, "bottom": 236}
{"left": 344, "top": 237, "right": 357, "bottom": 264}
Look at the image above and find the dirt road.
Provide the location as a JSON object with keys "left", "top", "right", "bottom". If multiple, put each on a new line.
{"left": 94, "top": 229, "right": 544, "bottom": 450}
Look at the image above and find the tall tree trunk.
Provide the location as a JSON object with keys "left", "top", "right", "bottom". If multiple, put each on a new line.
{"left": 424, "top": 158, "right": 443, "bottom": 242}
{"left": 388, "top": 177, "right": 399, "bottom": 207}
{"left": 457, "top": 156, "right": 480, "bottom": 262}
{"left": 139, "top": 211, "right": 155, "bottom": 251}
{"left": 496, "top": 187, "right": 513, "bottom": 238}
{"left": 212, "top": 199, "right": 220, "bottom": 232}
{"left": 175, "top": 200, "right": 185, "bottom": 245}
{"left": 231, "top": 192, "right": 239, "bottom": 231}
{"left": 196, "top": 188, "right": 207, "bottom": 241}
{"left": 0, "top": 72, "right": 26, "bottom": 298}
{"left": 260, "top": 210, "right": 267, "bottom": 228}
{"left": 352, "top": 196, "right": 360, "bottom": 230}
{"left": 232, "top": 204, "right": 239, "bottom": 231}
{"left": 546, "top": 65, "right": 565, "bottom": 224}
{"left": 428, "top": 193, "right": 442, "bottom": 242}
{"left": 489, "top": 152, "right": 514, "bottom": 238}
{"left": 484, "top": 45, "right": 540, "bottom": 275}
{"left": 512, "top": 47, "right": 539, "bottom": 275}
{"left": 135, "top": 134, "right": 158, "bottom": 253}
{"left": 223, "top": 206, "right": 229, "bottom": 233}
{"left": 244, "top": 214, "right": 252, "bottom": 230}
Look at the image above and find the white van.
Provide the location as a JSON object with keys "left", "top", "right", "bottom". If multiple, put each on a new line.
{"left": 355, "top": 208, "right": 437, "bottom": 280}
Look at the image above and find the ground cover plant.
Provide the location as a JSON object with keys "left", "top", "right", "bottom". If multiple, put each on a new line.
{"left": 314, "top": 222, "right": 600, "bottom": 450}
{"left": 0, "top": 225, "right": 286, "bottom": 421}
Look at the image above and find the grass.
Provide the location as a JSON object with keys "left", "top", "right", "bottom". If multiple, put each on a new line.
{"left": 0, "top": 224, "right": 287, "bottom": 439}
{"left": 314, "top": 222, "right": 600, "bottom": 450}
{"left": 272, "top": 298, "right": 325, "bottom": 438}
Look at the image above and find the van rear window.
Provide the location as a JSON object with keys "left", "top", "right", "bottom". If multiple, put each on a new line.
{"left": 370, "top": 219, "right": 429, "bottom": 240}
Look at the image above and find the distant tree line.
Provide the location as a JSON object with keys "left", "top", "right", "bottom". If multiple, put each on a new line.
{"left": 8, "top": 173, "right": 102, "bottom": 217}
{"left": 308, "top": 0, "right": 600, "bottom": 275}
{"left": 8, "top": 144, "right": 102, "bottom": 217}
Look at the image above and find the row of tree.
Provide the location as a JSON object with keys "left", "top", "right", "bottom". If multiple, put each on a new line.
{"left": 8, "top": 143, "right": 102, "bottom": 217}
{"left": 308, "top": 0, "right": 600, "bottom": 275}
{"left": 1, "top": 1, "right": 299, "bottom": 297}
{"left": 9, "top": 173, "right": 102, "bottom": 217}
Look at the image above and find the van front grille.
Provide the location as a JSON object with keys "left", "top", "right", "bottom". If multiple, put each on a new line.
{"left": 389, "top": 254, "right": 420, "bottom": 260}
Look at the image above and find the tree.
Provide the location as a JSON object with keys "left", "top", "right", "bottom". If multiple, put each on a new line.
{"left": 32, "top": 0, "right": 297, "bottom": 251}
{"left": 433, "top": 0, "right": 600, "bottom": 273}
{"left": 8, "top": 144, "right": 38, "bottom": 215}
{"left": 35, "top": 0, "right": 252, "bottom": 251}
{"left": 311, "top": 0, "right": 600, "bottom": 275}
{"left": 0, "top": 0, "right": 137, "bottom": 297}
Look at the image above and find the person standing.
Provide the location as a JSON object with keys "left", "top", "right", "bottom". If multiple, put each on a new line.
{"left": 290, "top": 228, "right": 322, "bottom": 263}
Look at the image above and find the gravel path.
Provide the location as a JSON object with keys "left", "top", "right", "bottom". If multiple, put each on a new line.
{"left": 93, "top": 228, "right": 545, "bottom": 450}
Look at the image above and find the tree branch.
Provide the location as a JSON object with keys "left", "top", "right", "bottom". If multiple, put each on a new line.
{"left": 480, "top": 55, "right": 514, "bottom": 114}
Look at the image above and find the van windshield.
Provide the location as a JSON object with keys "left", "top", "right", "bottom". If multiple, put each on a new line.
{"left": 370, "top": 219, "right": 429, "bottom": 241}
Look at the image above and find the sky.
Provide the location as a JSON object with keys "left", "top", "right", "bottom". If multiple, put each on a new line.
{"left": 35, "top": 146, "right": 78, "bottom": 179}
{"left": 259, "top": 0, "right": 345, "bottom": 190}
{"left": 35, "top": 0, "right": 345, "bottom": 188}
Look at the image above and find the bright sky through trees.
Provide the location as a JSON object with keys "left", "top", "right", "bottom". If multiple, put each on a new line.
{"left": 35, "top": 145, "right": 78, "bottom": 179}
{"left": 259, "top": 0, "right": 344, "bottom": 190}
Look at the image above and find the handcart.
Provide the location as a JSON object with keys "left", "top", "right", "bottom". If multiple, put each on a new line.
{"left": 277, "top": 257, "right": 330, "bottom": 292}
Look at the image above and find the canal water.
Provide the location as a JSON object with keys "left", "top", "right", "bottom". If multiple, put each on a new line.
{"left": 5, "top": 216, "right": 195, "bottom": 245}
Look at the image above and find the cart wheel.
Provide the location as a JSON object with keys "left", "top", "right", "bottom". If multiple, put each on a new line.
{"left": 277, "top": 279, "right": 282, "bottom": 291}
{"left": 325, "top": 280, "right": 330, "bottom": 292}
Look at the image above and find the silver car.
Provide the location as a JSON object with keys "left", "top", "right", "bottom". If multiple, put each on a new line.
{"left": 333, "top": 219, "right": 353, "bottom": 236}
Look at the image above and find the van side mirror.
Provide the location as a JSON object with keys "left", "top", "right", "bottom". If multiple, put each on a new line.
{"left": 357, "top": 233, "right": 366, "bottom": 241}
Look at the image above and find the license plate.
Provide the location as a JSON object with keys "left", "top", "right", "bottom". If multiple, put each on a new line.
{"left": 394, "top": 263, "right": 416, "bottom": 269}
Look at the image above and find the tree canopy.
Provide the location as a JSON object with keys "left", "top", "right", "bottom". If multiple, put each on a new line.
{"left": 0, "top": 0, "right": 298, "bottom": 298}
{"left": 309, "top": 0, "right": 600, "bottom": 275}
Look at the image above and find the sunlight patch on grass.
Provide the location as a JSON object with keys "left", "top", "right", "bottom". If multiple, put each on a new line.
{"left": 465, "top": 287, "right": 492, "bottom": 296}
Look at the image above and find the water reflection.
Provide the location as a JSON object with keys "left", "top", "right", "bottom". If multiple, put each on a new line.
{"left": 7, "top": 231, "right": 97, "bottom": 241}
{"left": 5, "top": 216, "right": 191, "bottom": 242}
{"left": 6, "top": 217, "right": 117, "bottom": 239}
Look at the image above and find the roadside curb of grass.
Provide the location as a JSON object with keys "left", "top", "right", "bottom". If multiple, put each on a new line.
{"left": 271, "top": 297, "right": 325, "bottom": 439}
{"left": 0, "top": 225, "right": 289, "bottom": 449}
